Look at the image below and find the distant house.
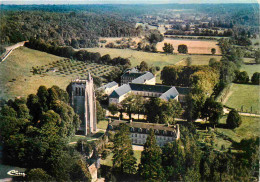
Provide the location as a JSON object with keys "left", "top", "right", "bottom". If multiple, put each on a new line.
{"left": 120, "top": 68, "right": 155, "bottom": 85}
{"left": 109, "top": 83, "right": 180, "bottom": 104}
{"left": 107, "top": 120, "right": 180, "bottom": 147}
{"left": 98, "top": 81, "right": 119, "bottom": 95}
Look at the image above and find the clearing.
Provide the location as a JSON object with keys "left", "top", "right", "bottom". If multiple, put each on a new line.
{"left": 101, "top": 150, "right": 142, "bottom": 167}
{"left": 0, "top": 47, "right": 114, "bottom": 100}
{"left": 224, "top": 83, "right": 259, "bottom": 113}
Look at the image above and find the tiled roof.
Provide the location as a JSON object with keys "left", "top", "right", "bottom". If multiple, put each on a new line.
{"left": 131, "top": 72, "right": 155, "bottom": 84}
{"left": 121, "top": 72, "right": 144, "bottom": 78}
{"left": 110, "top": 83, "right": 179, "bottom": 101}
{"left": 109, "top": 84, "right": 131, "bottom": 98}
{"left": 160, "top": 87, "right": 179, "bottom": 100}
{"left": 175, "top": 87, "right": 190, "bottom": 95}
{"left": 99, "top": 81, "right": 118, "bottom": 90}
{"left": 129, "top": 83, "right": 172, "bottom": 93}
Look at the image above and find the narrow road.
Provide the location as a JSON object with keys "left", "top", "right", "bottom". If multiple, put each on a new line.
{"left": 224, "top": 107, "right": 260, "bottom": 117}
{"left": 0, "top": 41, "right": 28, "bottom": 63}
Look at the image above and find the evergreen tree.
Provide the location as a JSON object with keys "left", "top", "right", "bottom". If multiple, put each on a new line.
{"left": 112, "top": 124, "right": 136, "bottom": 174}
{"left": 138, "top": 130, "right": 165, "bottom": 181}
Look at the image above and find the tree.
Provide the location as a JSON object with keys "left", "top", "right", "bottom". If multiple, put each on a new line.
{"left": 146, "top": 31, "right": 164, "bottom": 44}
{"left": 0, "top": 105, "right": 17, "bottom": 117}
{"left": 37, "top": 85, "right": 49, "bottom": 112}
{"left": 211, "top": 48, "right": 216, "bottom": 55}
{"left": 96, "top": 101, "right": 105, "bottom": 122}
{"left": 162, "top": 141, "right": 185, "bottom": 181}
{"left": 138, "top": 130, "right": 165, "bottom": 181}
{"left": 112, "top": 124, "right": 136, "bottom": 174}
{"left": 251, "top": 72, "right": 259, "bottom": 85}
{"left": 209, "top": 58, "right": 218, "bottom": 67}
{"left": 163, "top": 43, "right": 174, "bottom": 54}
{"left": 26, "top": 168, "right": 54, "bottom": 181}
{"left": 139, "top": 61, "right": 149, "bottom": 72}
{"left": 255, "top": 49, "right": 260, "bottom": 64}
{"left": 234, "top": 71, "right": 249, "bottom": 84}
{"left": 201, "top": 97, "right": 223, "bottom": 126}
{"left": 226, "top": 109, "right": 241, "bottom": 128}
{"left": 178, "top": 44, "right": 188, "bottom": 54}
{"left": 108, "top": 103, "right": 118, "bottom": 116}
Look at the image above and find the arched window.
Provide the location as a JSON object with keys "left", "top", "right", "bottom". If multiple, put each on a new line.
{"left": 82, "top": 88, "right": 84, "bottom": 96}
{"left": 76, "top": 87, "right": 78, "bottom": 96}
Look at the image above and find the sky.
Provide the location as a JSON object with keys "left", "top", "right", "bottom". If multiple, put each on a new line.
{"left": 0, "top": 0, "right": 259, "bottom": 5}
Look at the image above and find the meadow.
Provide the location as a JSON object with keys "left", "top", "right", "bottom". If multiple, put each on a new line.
{"left": 224, "top": 83, "right": 259, "bottom": 113}
{"left": 86, "top": 48, "right": 221, "bottom": 69}
{"left": 240, "top": 63, "right": 260, "bottom": 77}
{"left": 99, "top": 37, "right": 221, "bottom": 55}
{"left": 157, "top": 38, "right": 221, "bottom": 54}
{"left": 0, "top": 47, "right": 114, "bottom": 100}
{"left": 217, "top": 116, "right": 260, "bottom": 143}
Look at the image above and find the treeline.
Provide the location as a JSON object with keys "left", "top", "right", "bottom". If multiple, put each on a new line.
{"left": 165, "top": 29, "right": 234, "bottom": 37}
{"left": 0, "top": 85, "right": 94, "bottom": 181}
{"left": 25, "top": 39, "right": 131, "bottom": 67}
{"left": 107, "top": 123, "right": 259, "bottom": 181}
{"left": 0, "top": 11, "right": 139, "bottom": 47}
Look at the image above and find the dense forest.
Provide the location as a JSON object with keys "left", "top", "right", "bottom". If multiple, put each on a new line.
{"left": 0, "top": 3, "right": 258, "bottom": 47}
{"left": 0, "top": 10, "right": 140, "bottom": 48}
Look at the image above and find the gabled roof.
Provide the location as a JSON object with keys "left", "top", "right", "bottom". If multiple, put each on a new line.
{"left": 99, "top": 81, "right": 118, "bottom": 90}
{"left": 121, "top": 72, "right": 144, "bottom": 78}
{"left": 175, "top": 87, "right": 190, "bottom": 95}
{"left": 160, "top": 87, "right": 179, "bottom": 100}
{"left": 129, "top": 83, "right": 172, "bottom": 93}
{"left": 109, "top": 84, "right": 131, "bottom": 98}
{"left": 131, "top": 72, "right": 155, "bottom": 84}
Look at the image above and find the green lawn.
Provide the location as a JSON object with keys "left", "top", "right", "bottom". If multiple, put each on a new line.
{"left": 224, "top": 83, "right": 259, "bottom": 113}
{"left": 217, "top": 116, "right": 260, "bottom": 143}
{"left": 97, "top": 120, "right": 109, "bottom": 130}
{"left": 0, "top": 47, "right": 114, "bottom": 100}
{"left": 85, "top": 48, "right": 221, "bottom": 69}
{"left": 240, "top": 63, "right": 260, "bottom": 77}
{"left": 101, "top": 150, "right": 142, "bottom": 167}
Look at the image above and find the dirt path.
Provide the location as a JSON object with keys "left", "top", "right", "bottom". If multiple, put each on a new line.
{"left": 224, "top": 107, "right": 260, "bottom": 117}
{"left": 0, "top": 41, "right": 28, "bottom": 63}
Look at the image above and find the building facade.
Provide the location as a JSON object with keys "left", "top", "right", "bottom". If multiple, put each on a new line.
{"left": 71, "top": 74, "right": 97, "bottom": 135}
{"left": 109, "top": 83, "right": 180, "bottom": 105}
{"left": 107, "top": 120, "right": 180, "bottom": 147}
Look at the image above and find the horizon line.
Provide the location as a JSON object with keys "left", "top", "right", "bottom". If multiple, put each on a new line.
{"left": 0, "top": 2, "right": 259, "bottom": 5}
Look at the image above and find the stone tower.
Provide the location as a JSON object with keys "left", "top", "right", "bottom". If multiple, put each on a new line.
{"left": 71, "top": 74, "right": 97, "bottom": 135}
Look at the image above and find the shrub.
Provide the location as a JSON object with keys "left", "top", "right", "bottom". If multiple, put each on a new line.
{"left": 226, "top": 109, "right": 241, "bottom": 129}
{"left": 251, "top": 72, "right": 259, "bottom": 85}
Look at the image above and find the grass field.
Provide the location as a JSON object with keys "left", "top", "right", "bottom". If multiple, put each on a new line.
{"left": 217, "top": 116, "right": 260, "bottom": 143}
{"left": 97, "top": 120, "right": 109, "bottom": 130}
{"left": 157, "top": 38, "right": 221, "bottom": 54}
{"left": 0, "top": 47, "right": 114, "bottom": 100}
{"left": 224, "top": 83, "right": 259, "bottom": 113}
{"left": 99, "top": 37, "right": 221, "bottom": 55}
{"left": 240, "top": 63, "right": 260, "bottom": 77}
{"left": 86, "top": 48, "right": 221, "bottom": 69}
{"left": 101, "top": 150, "right": 142, "bottom": 167}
